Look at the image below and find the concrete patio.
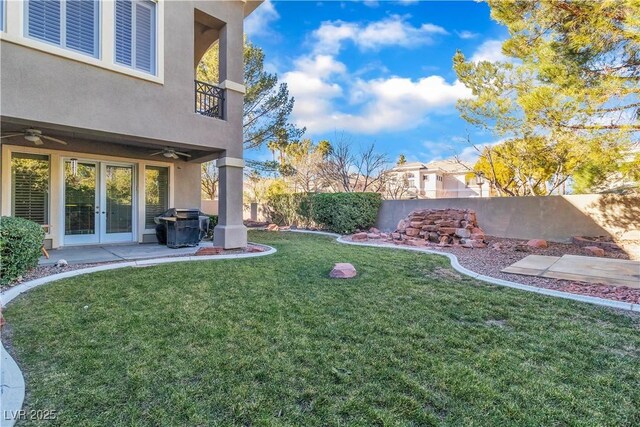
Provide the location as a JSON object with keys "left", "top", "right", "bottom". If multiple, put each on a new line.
{"left": 502, "top": 254, "right": 640, "bottom": 288}
{"left": 39, "top": 242, "right": 217, "bottom": 266}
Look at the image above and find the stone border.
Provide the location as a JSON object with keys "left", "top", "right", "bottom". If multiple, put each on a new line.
{"left": 287, "top": 229, "right": 640, "bottom": 312}
{"left": 0, "top": 244, "right": 276, "bottom": 427}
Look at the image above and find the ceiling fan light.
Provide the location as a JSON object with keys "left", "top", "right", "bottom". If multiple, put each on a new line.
{"left": 24, "top": 135, "right": 39, "bottom": 142}
{"left": 162, "top": 151, "right": 174, "bottom": 158}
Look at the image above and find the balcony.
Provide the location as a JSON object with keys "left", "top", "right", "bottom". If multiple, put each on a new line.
{"left": 195, "top": 80, "right": 224, "bottom": 119}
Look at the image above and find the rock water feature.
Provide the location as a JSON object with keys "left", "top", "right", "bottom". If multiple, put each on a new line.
{"left": 393, "top": 208, "right": 486, "bottom": 248}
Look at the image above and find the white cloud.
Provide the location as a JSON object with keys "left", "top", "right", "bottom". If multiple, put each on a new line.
{"left": 312, "top": 15, "right": 448, "bottom": 55}
{"left": 284, "top": 56, "right": 472, "bottom": 134}
{"left": 457, "top": 30, "right": 479, "bottom": 40}
{"left": 396, "top": 0, "right": 419, "bottom": 5}
{"left": 363, "top": 0, "right": 380, "bottom": 7}
{"left": 245, "top": 0, "right": 279, "bottom": 38}
{"left": 470, "top": 39, "right": 510, "bottom": 63}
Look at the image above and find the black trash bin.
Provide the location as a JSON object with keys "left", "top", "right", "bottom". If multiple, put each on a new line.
{"left": 154, "top": 208, "right": 205, "bottom": 248}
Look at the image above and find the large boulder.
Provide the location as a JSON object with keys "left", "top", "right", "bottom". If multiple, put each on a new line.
{"left": 329, "top": 263, "right": 357, "bottom": 279}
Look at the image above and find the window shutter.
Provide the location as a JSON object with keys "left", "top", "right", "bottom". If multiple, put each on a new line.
{"left": 28, "top": 0, "right": 61, "bottom": 44}
{"left": 11, "top": 154, "right": 50, "bottom": 225}
{"left": 135, "top": 2, "right": 154, "bottom": 74}
{"left": 66, "top": 0, "right": 98, "bottom": 56}
{"left": 115, "top": 0, "right": 133, "bottom": 66}
{"left": 145, "top": 166, "right": 169, "bottom": 228}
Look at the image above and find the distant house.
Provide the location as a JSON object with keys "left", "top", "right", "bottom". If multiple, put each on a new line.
{"left": 389, "top": 160, "right": 490, "bottom": 199}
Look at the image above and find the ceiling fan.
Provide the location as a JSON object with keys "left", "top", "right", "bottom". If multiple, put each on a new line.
{"left": 0, "top": 128, "right": 68, "bottom": 145}
{"left": 150, "top": 148, "right": 191, "bottom": 160}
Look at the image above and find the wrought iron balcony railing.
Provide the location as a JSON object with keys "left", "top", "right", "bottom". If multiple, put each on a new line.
{"left": 195, "top": 80, "right": 224, "bottom": 119}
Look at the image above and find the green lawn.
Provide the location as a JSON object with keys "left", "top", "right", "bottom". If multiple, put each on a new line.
{"left": 4, "top": 231, "right": 640, "bottom": 426}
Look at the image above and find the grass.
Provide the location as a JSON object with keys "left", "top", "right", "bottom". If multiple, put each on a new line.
{"left": 3, "top": 231, "right": 640, "bottom": 426}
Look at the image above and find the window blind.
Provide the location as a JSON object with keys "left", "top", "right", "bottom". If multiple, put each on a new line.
{"left": 65, "top": 0, "right": 98, "bottom": 56}
{"left": 115, "top": 0, "right": 156, "bottom": 74}
{"left": 27, "top": 0, "right": 61, "bottom": 45}
{"left": 145, "top": 166, "right": 168, "bottom": 228}
{"left": 11, "top": 153, "right": 50, "bottom": 225}
{"left": 26, "top": 0, "right": 98, "bottom": 57}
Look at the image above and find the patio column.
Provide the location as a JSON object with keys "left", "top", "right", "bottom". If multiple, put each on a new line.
{"left": 213, "top": 157, "right": 247, "bottom": 249}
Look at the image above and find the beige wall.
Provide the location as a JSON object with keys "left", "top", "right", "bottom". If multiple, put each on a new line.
{"left": 0, "top": 0, "right": 248, "bottom": 159}
{"left": 376, "top": 195, "right": 640, "bottom": 244}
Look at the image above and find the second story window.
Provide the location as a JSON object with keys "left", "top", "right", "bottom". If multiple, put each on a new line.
{"left": 115, "top": 0, "right": 156, "bottom": 75}
{"left": 26, "top": 0, "right": 99, "bottom": 57}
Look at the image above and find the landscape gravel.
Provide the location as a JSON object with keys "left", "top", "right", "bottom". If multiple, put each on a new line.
{"left": 346, "top": 235, "right": 639, "bottom": 304}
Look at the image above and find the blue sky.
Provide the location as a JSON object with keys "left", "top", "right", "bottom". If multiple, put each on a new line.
{"left": 244, "top": 0, "right": 510, "bottom": 164}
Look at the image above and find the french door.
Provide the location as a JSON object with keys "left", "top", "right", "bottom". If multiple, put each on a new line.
{"left": 64, "top": 160, "right": 135, "bottom": 245}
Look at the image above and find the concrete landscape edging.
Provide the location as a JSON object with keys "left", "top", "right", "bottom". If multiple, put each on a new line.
{"left": 287, "top": 229, "right": 639, "bottom": 312}
{"left": 0, "top": 244, "right": 276, "bottom": 427}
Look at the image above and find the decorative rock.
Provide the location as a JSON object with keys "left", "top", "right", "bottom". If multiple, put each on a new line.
{"left": 527, "top": 239, "right": 548, "bottom": 249}
{"left": 439, "top": 227, "right": 456, "bottom": 235}
{"left": 196, "top": 247, "right": 224, "bottom": 256}
{"left": 367, "top": 233, "right": 381, "bottom": 239}
{"left": 455, "top": 228, "right": 471, "bottom": 238}
{"left": 380, "top": 233, "right": 389, "bottom": 239}
{"left": 470, "top": 233, "right": 485, "bottom": 241}
{"left": 515, "top": 244, "right": 531, "bottom": 252}
{"left": 246, "top": 245, "right": 266, "bottom": 253}
{"left": 391, "top": 232, "right": 402, "bottom": 240}
{"left": 352, "top": 232, "right": 368, "bottom": 241}
{"left": 406, "top": 239, "right": 427, "bottom": 247}
{"left": 369, "top": 227, "right": 380, "bottom": 234}
{"left": 397, "top": 219, "right": 407, "bottom": 231}
{"left": 329, "top": 263, "right": 357, "bottom": 279}
{"left": 55, "top": 259, "right": 68, "bottom": 267}
{"left": 405, "top": 228, "right": 421, "bottom": 237}
{"left": 584, "top": 246, "right": 605, "bottom": 257}
{"left": 266, "top": 224, "right": 279, "bottom": 231}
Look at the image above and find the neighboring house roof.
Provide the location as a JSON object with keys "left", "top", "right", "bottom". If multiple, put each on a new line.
{"left": 393, "top": 159, "right": 473, "bottom": 174}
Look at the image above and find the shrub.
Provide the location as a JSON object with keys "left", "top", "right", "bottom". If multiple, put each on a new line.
{"left": 310, "top": 192, "right": 382, "bottom": 234}
{"left": 0, "top": 216, "right": 45, "bottom": 285}
{"left": 265, "top": 193, "right": 313, "bottom": 226}
{"left": 206, "top": 215, "right": 218, "bottom": 239}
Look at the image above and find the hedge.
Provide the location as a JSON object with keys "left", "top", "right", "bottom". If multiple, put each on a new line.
{"left": 0, "top": 216, "right": 45, "bottom": 285}
{"left": 264, "top": 193, "right": 313, "bottom": 226}
{"left": 309, "top": 192, "right": 382, "bottom": 234}
{"left": 264, "top": 192, "right": 382, "bottom": 234}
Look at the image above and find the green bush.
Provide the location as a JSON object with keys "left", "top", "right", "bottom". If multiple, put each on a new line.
{"left": 309, "top": 192, "right": 382, "bottom": 234}
{"left": 206, "top": 215, "right": 218, "bottom": 239}
{"left": 265, "top": 193, "right": 313, "bottom": 226}
{"left": 0, "top": 216, "right": 45, "bottom": 285}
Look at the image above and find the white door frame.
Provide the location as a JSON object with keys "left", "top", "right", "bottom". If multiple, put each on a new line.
{"left": 63, "top": 157, "right": 137, "bottom": 245}
{"left": 62, "top": 159, "right": 100, "bottom": 245}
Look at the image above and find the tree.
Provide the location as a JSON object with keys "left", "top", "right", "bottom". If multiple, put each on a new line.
{"left": 201, "top": 162, "right": 219, "bottom": 200}
{"left": 286, "top": 139, "right": 332, "bottom": 193}
{"left": 396, "top": 154, "right": 407, "bottom": 166}
{"left": 197, "top": 39, "right": 304, "bottom": 150}
{"left": 320, "top": 135, "right": 389, "bottom": 193}
{"left": 454, "top": 0, "right": 640, "bottom": 193}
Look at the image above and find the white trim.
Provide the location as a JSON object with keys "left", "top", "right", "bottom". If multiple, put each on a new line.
{"left": 0, "top": 0, "right": 164, "bottom": 84}
{"left": 215, "top": 157, "right": 244, "bottom": 168}
{"left": 219, "top": 79, "right": 246, "bottom": 94}
{"left": 1, "top": 144, "right": 174, "bottom": 248}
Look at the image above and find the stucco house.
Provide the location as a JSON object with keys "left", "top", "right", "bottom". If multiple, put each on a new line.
{"left": 0, "top": 0, "right": 261, "bottom": 249}
{"left": 390, "top": 160, "right": 490, "bottom": 199}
